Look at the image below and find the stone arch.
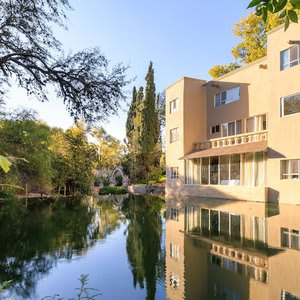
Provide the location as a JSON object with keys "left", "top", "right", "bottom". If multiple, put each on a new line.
{"left": 109, "top": 166, "right": 129, "bottom": 187}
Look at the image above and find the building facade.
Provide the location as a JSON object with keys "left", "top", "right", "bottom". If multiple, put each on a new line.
{"left": 165, "top": 23, "right": 300, "bottom": 204}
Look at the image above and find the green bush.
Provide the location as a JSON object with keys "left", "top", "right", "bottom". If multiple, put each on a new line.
{"left": 101, "top": 176, "right": 110, "bottom": 187}
{"left": 158, "top": 175, "right": 166, "bottom": 183}
{"left": 94, "top": 176, "right": 101, "bottom": 187}
{"left": 115, "top": 175, "right": 123, "bottom": 186}
{"left": 150, "top": 167, "right": 163, "bottom": 182}
{"left": 99, "top": 185, "right": 127, "bottom": 195}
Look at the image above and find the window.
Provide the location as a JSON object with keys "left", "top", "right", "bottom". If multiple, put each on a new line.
{"left": 222, "top": 120, "right": 242, "bottom": 137}
{"left": 170, "top": 98, "right": 179, "bottom": 113}
{"left": 170, "top": 208, "right": 179, "bottom": 221}
{"left": 170, "top": 243, "right": 180, "bottom": 260}
{"left": 280, "top": 45, "right": 300, "bottom": 71}
{"left": 170, "top": 127, "right": 179, "bottom": 143}
{"left": 211, "top": 124, "right": 220, "bottom": 134}
{"left": 281, "top": 160, "right": 300, "bottom": 179}
{"left": 215, "top": 86, "right": 240, "bottom": 107}
{"left": 170, "top": 167, "right": 179, "bottom": 179}
{"left": 281, "top": 227, "right": 300, "bottom": 250}
{"left": 246, "top": 114, "right": 267, "bottom": 132}
{"left": 281, "top": 93, "right": 300, "bottom": 117}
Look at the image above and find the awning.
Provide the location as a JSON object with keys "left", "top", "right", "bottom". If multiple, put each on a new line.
{"left": 180, "top": 141, "right": 268, "bottom": 160}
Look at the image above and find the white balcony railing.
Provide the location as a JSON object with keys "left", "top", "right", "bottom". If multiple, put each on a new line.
{"left": 193, "top": 130, "right": 268, "bottom": 151}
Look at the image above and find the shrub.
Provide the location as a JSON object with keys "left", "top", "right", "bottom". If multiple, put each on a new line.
{"left": 94, "top": 176, "right": 101, "bottom": 187}
{"left": 115, "top": 175, "right": 123, "bottom": 186}
{"left": 101, "top": 176, "right": 110, "bottom": 187}
{"left": 99, "top": 185, "right": 127, "bottom": 195}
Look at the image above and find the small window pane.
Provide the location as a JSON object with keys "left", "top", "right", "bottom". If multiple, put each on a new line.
{"left": 216, "top": 125, "right": 220, "bottom": 133}
{"left": 215, "top": 94, "right": 221, "bottom": 107}
{"left": 290, "top": 45, "right": 299, "bottom": 67}
{"left": 228, "top": 122, "right": 235, "bottom": 136}
{"left": 246, "top": 117, "right": 255, "bottom": 133}
{"left": 280, "top": 49, "right": 289, "bottom": 70}
{"left": 201, "top": 157, "right": 209, "bottom": 184}
{"left": 170, "top": 128, "right": 179, "bottom": 143}
{"left": 222, "top": 123, "right": 228, "bottom": 137}
{"left": 236, "top": 120, "right": 242, "bottom": 134}
{"left": 210, "top": 156, "right": 219, "bottom": 185}
{"left": 220, "top": 156, "right": 229, "bottom": 185}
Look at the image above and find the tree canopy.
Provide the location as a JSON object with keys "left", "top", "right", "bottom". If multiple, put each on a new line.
{"left": 209, "top": 12, "right": 283, "bottom": 78}
{"left": 248, "top": 0, "right": 300, "bottom": 30}
{"left": 0, "top": 0, "right": 129, "bottom": 124}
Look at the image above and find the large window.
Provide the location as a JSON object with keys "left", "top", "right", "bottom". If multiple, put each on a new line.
{"left": 170, "top": 167, "right": 179, "bottom": 179}
{"left": 170, "top": 98, "right": 179, "bottom": 113}
{"left": 170, "top": 127, "right": 179, "bottom": 143}
{"left": 222, "top": 120, "right": 242, "bottom": 137}
{"left": 281, "top": 160, "right": 300, "bottom": 179}
{"left": 184, "top": 153, "right": 264, "bottom": 186}
{"left": 281, "top": 93, "right": 300, "bottom": 117}
{"left": 215, "top": 86, "right": 240, "bottom": 107}
{"left": 170, "top": 208, "right": 179, "bottom": 221}
{"left": 280, "top": 45, "right": 300, "bottom": 71}
{"left": 246, "top": 114, "right": 267, "bottom": 132}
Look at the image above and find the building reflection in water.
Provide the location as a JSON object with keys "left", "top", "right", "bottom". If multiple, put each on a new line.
{"left": 165, "top": 197, "right": 300, "bottom": 300}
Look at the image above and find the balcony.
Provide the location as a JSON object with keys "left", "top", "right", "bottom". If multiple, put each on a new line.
{"left": 193, "top": 130, "right": 268, "bottom": 151}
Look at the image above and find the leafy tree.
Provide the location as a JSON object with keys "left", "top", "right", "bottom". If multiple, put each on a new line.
{"left": 247, "top": 0, "right": 300, "bottom": 30}
{"left": 232, "top": 12, "right": 283, "bottom": 64}
{"left": 140, "top": 62, "right": 160, "bottom": 184}
{"left": 0, "top": 0, "right": 128, "bottom": 124}
{"left": 209, "top": 63, "right": 241, "bottom": 79}
{"left": 209, "top": 12, "right": 282, "bottom": 78}
{"left": 0, "top": 115, "right": 53, "bottom": 193}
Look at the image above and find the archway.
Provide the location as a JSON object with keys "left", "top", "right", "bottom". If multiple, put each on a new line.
{"left": 109, "top": 166, "right": 129, "bottom": 187}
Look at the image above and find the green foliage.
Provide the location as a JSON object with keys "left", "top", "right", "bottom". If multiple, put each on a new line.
{"left": 94, "top": 177, "right": 101, "bottom": 187}
{"left": 92, "top": 127, "right": 125, "bottom": 170}
{"left": 115, "top": 175, "right": 123, "bottom": 186}
{"left": 209, "top": 12, "right": 283, "bottom": 78}
{"left": 209, "top": 63, "right": 241, "bottom": 79}
{"left": 122, "top": 195, "right": 165, "bottom": 299}
{"left": 0, "top": 280, "right": 12, "bottom": 293}
{"left": 99, "top": 185, "right": 127, "bottom": 195}
{"left": 247, "top": 0, "right": 300, "bottom": 30}
{"left": 0, "top": 155, "right": 11, "bottom": 173}
{"left": 102, "top": 176, "right": 110, "bottom": 187}
{"left": 140, "top": 62, "right": 160, "bottom": 184}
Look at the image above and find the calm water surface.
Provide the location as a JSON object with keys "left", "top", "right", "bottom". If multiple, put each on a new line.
{"left": 1, "top": 195, "right": 300, "bottom": 300}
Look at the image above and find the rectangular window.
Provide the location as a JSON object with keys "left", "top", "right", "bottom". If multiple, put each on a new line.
{"left": 170, "top": 98, "right": 179, "bottom": 113}
{"left": 281, "top": 160, "right": 300, "bottom": 179}
{"left": 170, "top": 167, "right": 179, "bottom": 179}
{"left": 281, "top": 227, "right": 300, "bottom": 250}
{"left": 170, "top": 208, "right": 179, "bottom": 221}
{"left": 211, "top": 124, "right": 220, "bottom": 134}
{"left": 170, "top": 127, "right": 179, "bottom": 143}
{"left": 210, "top": 156, "right": 219, "bottom": 185}
{"left": 246, "top": 114, "right": 267, "bottom": 132}
{"left": 280, "top": 45, "right": 300, "bottom": 71}
{"left": 220, "top": 156, "right": 229, "bottom": 185}
{"left": 201, "top": 157, "right": 209, "bottom": 184}
{"left": 215, "top": 86, "right": 240, "bottom": 107}
{"left": 222, "top": 120, "right": 242, "bottom": 137}
{"left": 281, "top": 93, "right": 300, "bottom": 117}
{"left": 170, "top": 243, "right": 180, "bottom": 260}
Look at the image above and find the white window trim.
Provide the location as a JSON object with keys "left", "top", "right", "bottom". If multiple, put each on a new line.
{"left": 281, "top": 159, "right": 300, "bottom": 180}
{"left": 170, "top": 127, "right": 179, "bottom": 143}
{"left": 280, "top": 92, "right": 300, "bottom": 118}
{"left": 170, "top": 98, "right": 179, "bottom": 114}
{"left": 215, "top": 86, "right": 240, "bottom": 107}
{"left": 170, "top": 167, "right": 179, "bottom": 179}
{"left": 280, "top": 45, "right": 300, "bottom": 71}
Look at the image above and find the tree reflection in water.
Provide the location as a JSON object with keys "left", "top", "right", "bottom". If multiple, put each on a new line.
{"left": 122, "top": 195, "right": 165, "bottom": 300}
{"left": 0, "top": 198, "right": 123, "bottom": 299}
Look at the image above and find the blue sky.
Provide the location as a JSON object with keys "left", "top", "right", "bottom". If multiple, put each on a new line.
{"left": 6, "top": 0, "right": 251, "bottom": 141}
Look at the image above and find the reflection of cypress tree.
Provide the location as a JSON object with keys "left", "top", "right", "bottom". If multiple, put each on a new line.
{"left": 122, "top": 195, "right": 165, "bottom": 300}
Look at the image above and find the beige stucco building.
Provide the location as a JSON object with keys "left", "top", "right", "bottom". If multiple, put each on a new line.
{"left": 165, "top": 197, "right": 300, "bottom": 300}
{"left": 165, "top": 22, "right": 300, "bottom": 204}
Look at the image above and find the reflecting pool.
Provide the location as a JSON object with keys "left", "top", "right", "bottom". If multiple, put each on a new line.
{"left": 1, "top": 195, "right": 300, "bottom": 299}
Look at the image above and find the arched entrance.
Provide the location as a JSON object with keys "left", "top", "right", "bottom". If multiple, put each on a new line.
{"left": 109, "top": 166, "right": 129, "bottom": 187}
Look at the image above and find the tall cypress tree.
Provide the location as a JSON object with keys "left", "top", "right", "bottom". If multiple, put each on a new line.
{"left": 126, "top": 86, "right": 137, "bottom": 142}
{"left": 140, "top": 62, "right": 159, "bottom": 184}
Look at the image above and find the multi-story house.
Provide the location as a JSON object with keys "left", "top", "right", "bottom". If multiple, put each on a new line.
{"left": 165, "top": 22, "right": 300, "bottom": 204}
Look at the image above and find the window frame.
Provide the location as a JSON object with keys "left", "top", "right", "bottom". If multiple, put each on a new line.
{"left": 170, "top": 127, "right": 179, "bottom": 143}
{"left": 280, "top": 92, "right": 300, "bottom": 118}
{"left": 215, "top": 86, "right": 240, "bottom": 107}
{"left": 170, "top": 167, "right": 179, "bottom": 179}
{"left": 280, "top": 45, "right": 300, "bottom": 71}
{"left": 280, "top": 159, "right": 300, "bottom": 180}
{"left": 170, "top": 98, "right": 179, "bottom": 114}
